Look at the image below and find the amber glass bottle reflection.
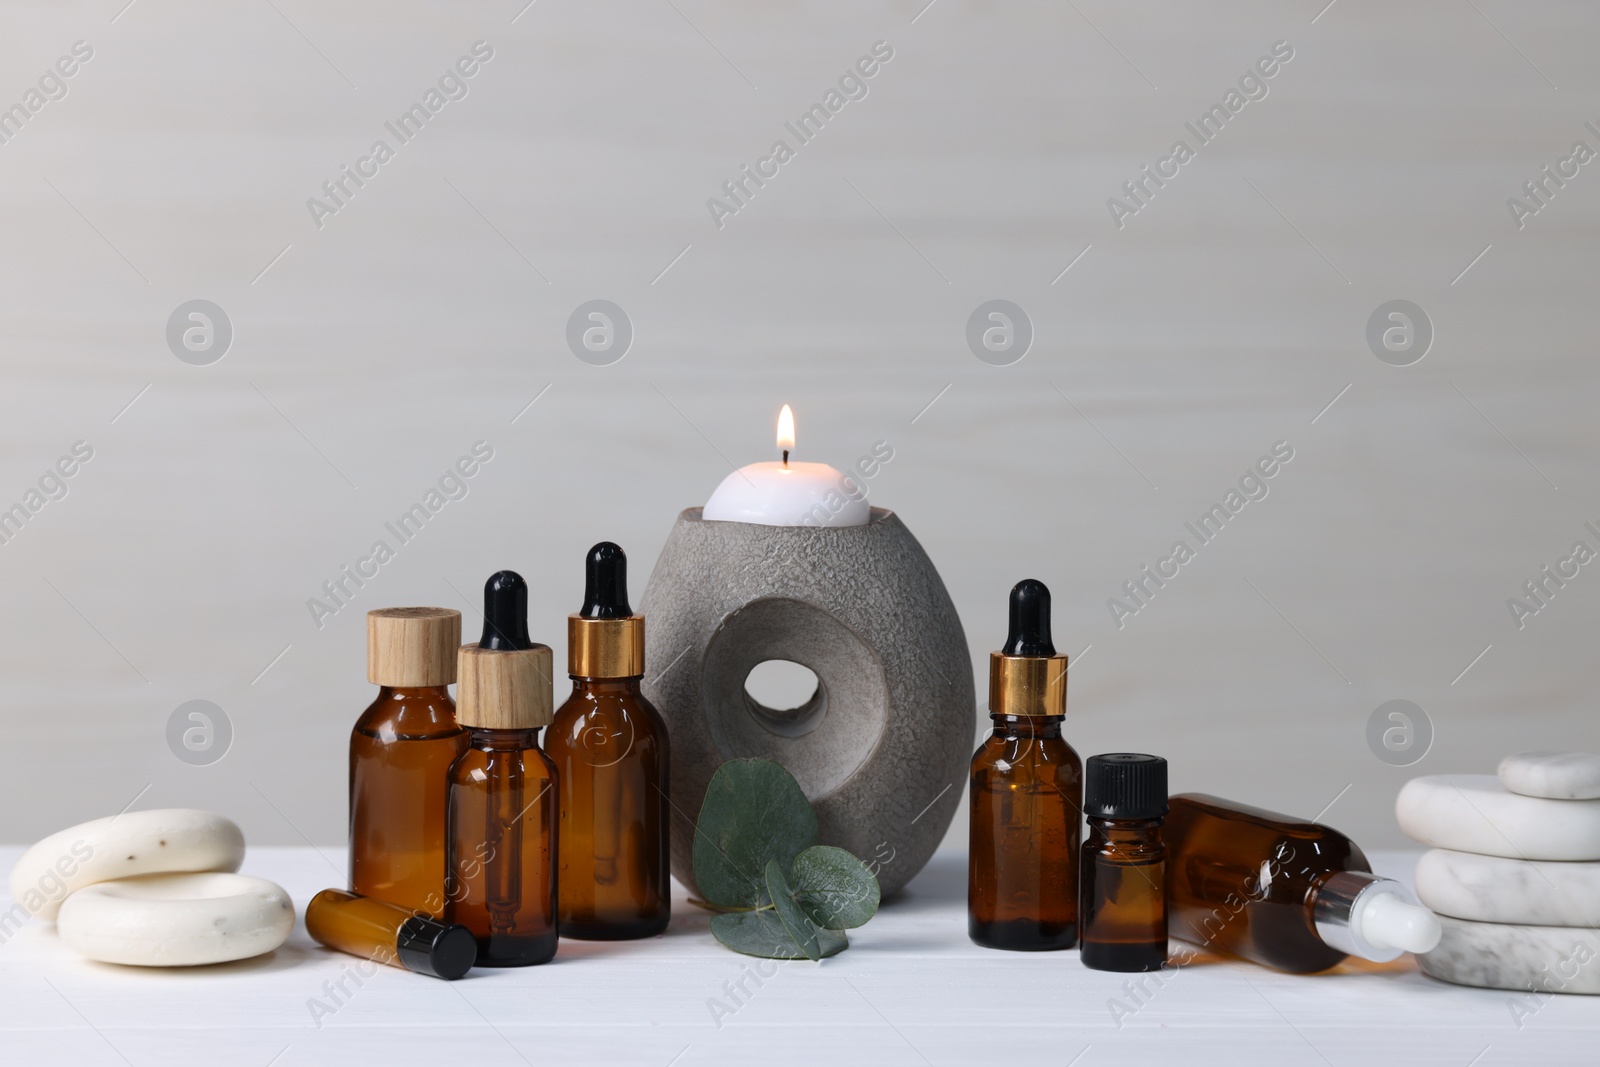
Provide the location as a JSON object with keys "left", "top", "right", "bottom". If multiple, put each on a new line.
{"left": 1079, "top": 754, "right": 1168, "bottom": 972}
{"left": 969, "top": 579, "right": 1081, "bottom": 951}
{"left": 351, "top": 608, "right": 467, "bottom": 916}
{"left": 547, "top": 543, "right": 670, "bottom": 940}
{"left": 444, "top": 571, "right": 559, "bottom": 967}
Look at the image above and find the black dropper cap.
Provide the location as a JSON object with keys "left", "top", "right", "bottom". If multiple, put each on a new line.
{"left": 579, "top": 542, "right": 632, "bottom": 619}
{"left": 396, "top": 915, "right": 478, "bottom": 980}
{"left": 1002, "top": 579, "right": 1055, "bottom": 656}
{"left": 1084, "top": 753, "right": 1169, "bottom": 819}
{"left": 480, "top": 570, "right": 532, "bottom": 650}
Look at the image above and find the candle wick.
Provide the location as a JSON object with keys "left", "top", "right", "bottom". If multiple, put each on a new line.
{"left": 782, "top": 450, "right": 789, "bottom": 467}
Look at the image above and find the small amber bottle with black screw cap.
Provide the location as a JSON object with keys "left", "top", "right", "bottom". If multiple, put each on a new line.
{"left": 969, "top": 578, "right": 1081, "bottom": 951}
{"left": 1080, "top": 753, "right": 1169, "bottom": 972}
{"left": 444, "top": 571, "right": 560, "bottom": 967}
{"left": 351, "top": 607, "right": 468, "bottom": 916}
{"left": 306, "top": 889, "right": 478, "bottom": 980}
{"left": 546, "top": 543, "right": 671, "bottom": 940}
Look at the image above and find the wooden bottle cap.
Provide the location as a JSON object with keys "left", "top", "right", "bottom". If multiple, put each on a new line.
{"left": 455, "top": 643, "right": 554, "bottom": 729}
{"left": 367, "top": 608, "right": 461, "bottom": 686}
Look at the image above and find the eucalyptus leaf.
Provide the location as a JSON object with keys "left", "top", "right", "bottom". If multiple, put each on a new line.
{"left": 693, "top": 758, "right": 818, "bottom": 909}
{"left": 710, "top": 910, "right": 848, "bottom": 960}
{"left": 791, "top": 845, "right": 881, "bottom": 930}
{"left": 765, "top": 859, "right": 823, "bottom": 960}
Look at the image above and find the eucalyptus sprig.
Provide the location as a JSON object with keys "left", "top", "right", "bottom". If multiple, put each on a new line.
{"left": 693, "top": 758, "right": 881, "bottom": 960}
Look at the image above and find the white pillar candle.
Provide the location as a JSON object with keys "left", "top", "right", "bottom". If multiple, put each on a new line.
{"left": 703, "top": 405, "right": 870, "bottom": 527}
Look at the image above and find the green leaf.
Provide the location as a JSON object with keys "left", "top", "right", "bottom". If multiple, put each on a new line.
{"left": 693, "top": 758, "right": 819, "bottom": 909}
{"left": 710, "top": 910, "right": 848, "bottom": 960}
{"left": 765, "top": 859, "right": 822, "bottom": 960}
{"left": 791, "top": 845, "right": 881, "bottom": 930}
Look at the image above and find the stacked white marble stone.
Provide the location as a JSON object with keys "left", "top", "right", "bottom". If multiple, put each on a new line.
{"left": 1396, "top": 752, "right": 1600, "bottom": 994}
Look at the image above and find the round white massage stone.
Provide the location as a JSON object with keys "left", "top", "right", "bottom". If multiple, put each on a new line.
{"left": 1499, "top": 751, "right": 1600, "bottom": 800}
{"left": 1395, "top": 775, "right": 1600, "bottom": 861}
{"left": 56, "top": 872, "right": 294, "bottom": 967}
{"left": 1420, "top": 915, "right": 1600, "bottom": 994}
{"left": 1416, "top": 848, "right": 1600, "bottom": 926}
{"left": 9, "top": 809, "right": 245, "bottom": 922}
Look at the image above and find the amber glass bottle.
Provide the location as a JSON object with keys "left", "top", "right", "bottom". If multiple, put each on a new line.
{"left": 969, "top": 579, "right": 1081, "bottom": 951}
{"left": 547, "top": 543, "right": 670, "bottom": 940}
{"left": 351, "top": 607, "right": 467, "bottom": 916}
{"left": 1165, "top": 793, "right": 1440, "bottom": 973}
{"left": 306, "top": 889, "right": 477, "bottom": 979}
{"left": 1080, "top": 754, "right": 1168, "bottom": 972}
{"left": 445, "top": 571, "right": 559, "bottom": 967}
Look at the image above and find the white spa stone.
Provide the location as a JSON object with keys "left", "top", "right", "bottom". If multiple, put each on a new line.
{"left": 1419, "top": 915, "right": 1600, "bottom": 994}
{"left": 8, "top": 809, "right": 245, "bottom": 922}
{"left": 1415, "top": 849, "right": 1600, "bottom": 926}
{"left": 1499, "top": 751, "right": 1600, "bottom": 800}
{"left": 56, "top": 872, "right": 294, "bottom": 967}
{"left": 1395, "top": 775, "right": 1600, "bottom": 861}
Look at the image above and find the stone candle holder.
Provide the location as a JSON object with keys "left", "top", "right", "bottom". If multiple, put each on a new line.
{"left": 640, "top": 507, "right": 973, "bottom": 899}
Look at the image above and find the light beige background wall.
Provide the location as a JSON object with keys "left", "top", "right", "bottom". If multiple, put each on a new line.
{"left": 2, "top": 0, "right": 1596, "bottom": 852}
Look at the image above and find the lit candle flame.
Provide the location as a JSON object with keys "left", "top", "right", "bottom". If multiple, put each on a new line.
{"left": 777, "top": 404, "right": 795, "bottom": 464}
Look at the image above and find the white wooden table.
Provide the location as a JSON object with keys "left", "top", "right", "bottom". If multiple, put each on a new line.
{"left": 2, "top": 846, "right": 1594, "bottom": 1065}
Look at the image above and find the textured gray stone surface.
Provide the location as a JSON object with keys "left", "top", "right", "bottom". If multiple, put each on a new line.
{"left": 640, "top": 507, "right": 974, "bottom": 899}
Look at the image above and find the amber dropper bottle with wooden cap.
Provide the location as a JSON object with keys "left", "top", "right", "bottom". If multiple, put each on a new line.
{"left": 546, "top": 542, "right": 670, "bottom": 940}
{"left": 968, "top": 579, "right": 1082, "bottom": 951}
{"left": 351, "top": 607, "right": 468, "bottom": 916}
{"left": 445, "top": 571, "right": 560, "bottom": 966}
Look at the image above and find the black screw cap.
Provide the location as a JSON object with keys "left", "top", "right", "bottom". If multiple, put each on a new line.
{"left": 1084, "top": 753, "right": 1169, "bottom": 819}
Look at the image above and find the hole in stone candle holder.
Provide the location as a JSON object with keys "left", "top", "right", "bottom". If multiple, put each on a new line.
{"left": 701, "top": 596, "right": 890, "bottom": 801}
{"left": 743, "top": 660, "right": 823, "bottom": 737}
